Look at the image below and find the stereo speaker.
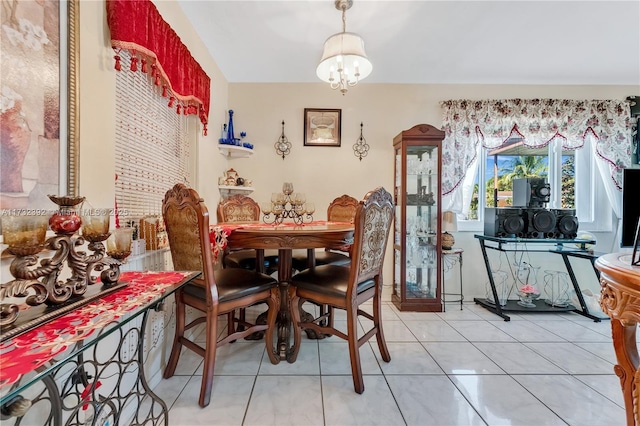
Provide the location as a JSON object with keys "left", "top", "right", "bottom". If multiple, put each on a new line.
{"left": 513, "top": 178, "right": 551, "bottom": 208}
{"left": 485, "top": 207, "right": 578, "bottom": 239}
{"left": 484, "top": 208, "right": 527, "bottom": 238}
{"left": 552, "top": 208, "right": 579, "bottom": 239}
{"left": 525, "top": 208, "right": 556, "bottom": 238}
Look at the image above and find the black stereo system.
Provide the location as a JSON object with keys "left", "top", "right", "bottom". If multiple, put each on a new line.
{"left": 484, "top": 176, "right": 578, "bottom": 239}
{"left": 484, "top": 207, "right": 578, "bottom": 239}
{"left": 513, "top": 178, "right": 551, "bottom": 208}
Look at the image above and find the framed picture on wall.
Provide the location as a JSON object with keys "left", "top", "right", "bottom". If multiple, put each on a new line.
{"left": 0, "top": 0, "right": 79, "bottom": 213}
{"left": 304, "top": 108, "right": 341, "bottom": 147}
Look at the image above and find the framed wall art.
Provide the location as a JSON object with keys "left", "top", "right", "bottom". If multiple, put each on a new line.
{"left": 303, "top": 108, "right": 341, "bottom": 147}
{"left": 0, "top": 0, "right": 79, "bottom": 213}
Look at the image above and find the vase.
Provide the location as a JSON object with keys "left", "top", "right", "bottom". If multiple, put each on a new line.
{"left": 517, "top": 293, "right": 537, "bottom": 308}
{"left": 543, "top": 270, "right": 571, "bottom": 307}
{"left": 514, "top": 261, "right": 541, "bottom": 299}
{"left": 48, "top": 195, "right": 85, "bottom": 235}
{"left": 486, "top": 270, "right": 510, "bottom": 306}
{"left": 227, "top": 109, "right": 235, "bottom": 142}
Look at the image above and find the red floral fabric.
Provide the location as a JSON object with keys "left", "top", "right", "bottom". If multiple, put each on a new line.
{"left": 0, "top": 271, "right": 193, "bottom": 389}
{"left": 106, "top": 0, "right": 210, "bottom": 134}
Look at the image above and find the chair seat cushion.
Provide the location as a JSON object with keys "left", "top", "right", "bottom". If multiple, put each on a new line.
{"left": 290, "top": 264, "right": 375, "bottom": 298}
{"left": 184, "top": 268, "right": 278, "bottom": 303}
{"left": 291, "top": 250, "right": 350, "bottom": 271}
{"left": 224, "top": 249, "right": 279, "bottom": 271}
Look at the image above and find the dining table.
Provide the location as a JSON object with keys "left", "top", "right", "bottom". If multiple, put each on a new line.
{"left": 210, "top": 221, "right": 354, "bottom": 360}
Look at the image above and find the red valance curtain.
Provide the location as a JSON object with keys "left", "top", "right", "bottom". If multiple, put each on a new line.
{"left": 106, "top": 0, "right": 210, "bottom": 135}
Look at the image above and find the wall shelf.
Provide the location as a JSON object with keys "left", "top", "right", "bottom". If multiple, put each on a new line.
{"left": 218, "top": 145, "right": 254, "bottom": 158}
{"left": 219, "top": 185, "right": 254, "bottom": 198}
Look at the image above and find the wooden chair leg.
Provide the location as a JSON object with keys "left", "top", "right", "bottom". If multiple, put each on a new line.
{"left": 227, "top": 310, "right": 236, "bottom": 335}
{"left": 327, "top": 305, "right": 335, "bottom": 328}
{"left": 198, "top": 312, "right": 219, "bottom": 408}
{"left": 373, "top": 293, "right": 390, "bottom": 362}
{"left": 319, "top": 304, "right": 327, "bottom": 326}
{"left": 346, "top": 305, "right": 364, "bottom": 394}
{"left": 164, "top": 292, "right": 185, "bottom": 379}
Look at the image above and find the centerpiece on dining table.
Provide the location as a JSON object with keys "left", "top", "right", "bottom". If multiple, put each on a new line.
{"left": 262, "top": 182, "right": 315, "bottom": 225}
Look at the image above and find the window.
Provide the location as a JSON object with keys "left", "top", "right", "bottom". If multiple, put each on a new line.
{"left": 441, "top": 98, "right": 632, "bottom": 234}
{"left": 462, "top": 137, "right": 609, "bottom": 232}
{"left": 114, "top": 51, "right": 197, "bottom": 220}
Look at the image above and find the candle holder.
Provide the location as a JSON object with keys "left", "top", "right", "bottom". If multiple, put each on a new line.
{"left": 262, "top": 182, "right": 314, "bottom": 225}
{"left": 0, "top": 196, "right": 127, "bottom": 329}
{"left": 106, "top": 227, "right": 133, "bottom": 260}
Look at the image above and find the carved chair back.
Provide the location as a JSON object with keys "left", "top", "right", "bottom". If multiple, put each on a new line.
{"left": 217, "top": 194, "right": 261, "bottom": 223}
{"left": 327, "top": 194, "right": 359, "bottom": 223}
{"left": 163, "top": 183, "right": 213, "bottom": 298}
{"left": 348, "top": 187, "right": 394, "bottom": 291}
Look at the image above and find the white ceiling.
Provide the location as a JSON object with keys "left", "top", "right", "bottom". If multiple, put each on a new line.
{"left": 177, "top": 0, "right": 640, "bottom": 86}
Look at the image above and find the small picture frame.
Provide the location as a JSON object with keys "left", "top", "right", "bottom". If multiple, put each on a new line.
{"left": 632, "top": 218, "right": 640, "bottom": 266}
{"left": 304, "top": 108, "right": 341, "bottom": 147}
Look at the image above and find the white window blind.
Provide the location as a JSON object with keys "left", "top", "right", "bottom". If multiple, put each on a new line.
{"left": 114, "top": 51, "right": 192, "bottom": 219}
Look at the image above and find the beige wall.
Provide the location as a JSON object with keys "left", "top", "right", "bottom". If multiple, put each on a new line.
{"left": 76, "top": 0, "right": 637, "bottom": 300}
{"left": 227, "top": 83, "right": 637, "bottom": 299}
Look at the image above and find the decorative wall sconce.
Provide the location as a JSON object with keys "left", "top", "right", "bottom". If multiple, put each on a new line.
{"left": 353, "top": 121, "right": 369, "bottom": 161}
{"left": 275, "top": 120, "right": 291, "bottom": 159}
{"left": 0, "top": 195, "right": 130, "bottom": 329}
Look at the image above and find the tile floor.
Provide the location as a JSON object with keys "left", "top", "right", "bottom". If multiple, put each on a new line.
{"left": 153, "top": 301, "right": 625, "bottom": 426}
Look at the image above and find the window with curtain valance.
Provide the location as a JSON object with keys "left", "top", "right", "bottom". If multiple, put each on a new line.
{"left": 106, "top": 0, "right": 211, "bottom": 135}
{"left": 441, "top": 98, "right": 633, "bottom": 195}
{"left": 440, "top": 98, "right": 633, "bottom": 227}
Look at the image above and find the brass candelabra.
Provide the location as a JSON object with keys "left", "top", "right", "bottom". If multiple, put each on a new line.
{"left": 262, "top": 183, "right": 315, "bottom": 225}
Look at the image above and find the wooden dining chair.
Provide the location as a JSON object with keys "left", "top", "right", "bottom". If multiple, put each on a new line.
{"left": 288, "top": 187, "right": 394, "bottom": 394}
{"left": 217, "top": 194, "right": 279, "bottom": 273}
{"left": 162, "top": 184, "right": 280, "bottom": 407}
{"left": 291, "top": 194, "right": 358, "bottom": 271}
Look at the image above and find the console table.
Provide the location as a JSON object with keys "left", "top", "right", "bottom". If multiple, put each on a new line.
{"left": 596, "top": 252, "right": 640, "bottom": 426}
{"left": 0, "top": 270, "right": 198, "bottom": 426}
{"left": 474, "top": 234, "right": 598, "bottom": 321}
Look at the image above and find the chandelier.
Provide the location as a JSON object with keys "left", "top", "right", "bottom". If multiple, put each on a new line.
{"left": 316, "top": 0, "right": 372, "bottom": 95}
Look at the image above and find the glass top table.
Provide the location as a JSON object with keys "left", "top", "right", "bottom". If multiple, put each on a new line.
{"left": 474, "top": 234, "right": 601, "bottom": 321}
{"left": 0, "top": 270, "right": 199, "bottom": 425}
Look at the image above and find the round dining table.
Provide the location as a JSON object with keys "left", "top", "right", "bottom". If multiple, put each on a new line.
{"left": 212, "top": 221, "right": 355, "bottom": 360}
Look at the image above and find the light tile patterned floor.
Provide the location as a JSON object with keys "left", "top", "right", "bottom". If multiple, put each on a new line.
{"left": 153, "top": 302, "right": 625, "bottom": 426}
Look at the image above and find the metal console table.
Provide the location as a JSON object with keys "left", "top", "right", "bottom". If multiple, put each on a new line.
{"left": 0, "top": 270, "right": 198, "bottom": 426}
{"left": 474, "top": 234, "right": 598, "bottom": 322}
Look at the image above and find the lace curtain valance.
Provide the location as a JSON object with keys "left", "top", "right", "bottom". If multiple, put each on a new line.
{"left": 441, "top": 98, "right": 633, "bottom": 194}
{"left": 106, "top": 0, "right": 211, "bottom": 135}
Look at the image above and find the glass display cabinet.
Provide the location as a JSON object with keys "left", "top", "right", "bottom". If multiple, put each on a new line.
{"left": 392, "top": 124, "right": 444, "bottom": 311}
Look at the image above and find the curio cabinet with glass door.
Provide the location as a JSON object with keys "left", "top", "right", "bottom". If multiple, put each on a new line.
{"left": 392, "top": 124, "right": 444, "bottom": 312}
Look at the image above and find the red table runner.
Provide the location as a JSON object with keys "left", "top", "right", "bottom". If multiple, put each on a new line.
{"left": 0, "top": 270, "right": 195, "bottom": 389}
{"left": 209, "top": 221, "right": 352, "bottom": 261}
